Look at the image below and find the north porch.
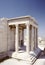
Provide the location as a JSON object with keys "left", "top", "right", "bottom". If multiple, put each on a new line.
{"left": 7, "top": 23, "right": 38, "bottom": 53}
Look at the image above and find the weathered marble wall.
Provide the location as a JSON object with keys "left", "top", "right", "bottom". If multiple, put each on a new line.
{"left": 0, "top": 18, "right": 8, "bottom": 53}
{"left": 10, "top": 28, "right": 15, "bottom": 51}
{"left": 7, "top": 26, "right": 15, "bottom": 51}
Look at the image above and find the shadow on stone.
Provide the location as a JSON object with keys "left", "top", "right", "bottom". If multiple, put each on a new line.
{"left": 0, "top": 56, "right": 10, "bottom": 63}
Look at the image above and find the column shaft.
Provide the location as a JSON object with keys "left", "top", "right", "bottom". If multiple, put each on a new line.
{"left": 22, "top": 29, "right": 24, "bottom": 45}
{"left": 36, "top": 28, "right": 38, "bottom": 48}
{"left": 31, "top": 26, "right": 34, "bottom": 51}
{"left": 34, "top": 27, "right": 36, "bottom": 49}
{"left": 35, "top": 28, "right": 37, "bottom": 49}
{"left": 26, "top": 24, "right": 30, "bottom": 53}
{"left": 15, "top": 24, "right": 19, "bottom": 52}
{"left": 19, "top": 29, "right": 24, "bottom": 47}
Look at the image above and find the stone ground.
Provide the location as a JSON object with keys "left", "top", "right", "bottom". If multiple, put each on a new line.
{"left": 0, "top": 51, "right": 45, "bottom": 65}
{"left": 0, "top": 58, "right": 30, "bottom": 65}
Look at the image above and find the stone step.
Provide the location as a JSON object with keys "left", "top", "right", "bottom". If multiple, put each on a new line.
{"left": 8, "top": 48, "right": 41, "bottom": 65}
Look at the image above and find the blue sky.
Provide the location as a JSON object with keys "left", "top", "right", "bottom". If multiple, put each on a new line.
{"left": 0, "top": 0, "right": 45, "bottom": 37}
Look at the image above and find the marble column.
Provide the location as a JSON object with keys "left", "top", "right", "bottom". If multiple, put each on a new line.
{"left": 26, "top": 24, "right": 30, "bottom": 53}
{"left": 34, "top": 27, "right": 36, "bottom": 50}
{"left": 35, "top": 28, "right": 37, "bottom": 49}
{"left": 22, "top": 29, "right": 24, "bottom": 46}
{"left": 11, "top": 27, "right": 15, "bottom": 51}
{"left": 15, "top": 24, "right": 19, "bottom": 52}
{"left": 36, "top": 28, "right": 38, "bottom": 48}
{"left": 31, "top": 26, "right": 34, "bottom": 51}
{"left": 19, "top": 29, "right": 24, "bottom": 47}
{"left": 34, "top": 27, "right": 36, "bottom": 49}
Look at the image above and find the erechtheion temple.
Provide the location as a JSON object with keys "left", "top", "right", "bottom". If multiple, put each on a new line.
{"left": 0, "top": 16, "right": 41, "bottom": 64}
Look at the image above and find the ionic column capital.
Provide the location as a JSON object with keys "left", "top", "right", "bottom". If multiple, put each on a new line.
{"left": 25, "top": 23, "right": 30, "bottom": 26}
{"left": 15, "top": 24, "right": 19, "bottom": 26}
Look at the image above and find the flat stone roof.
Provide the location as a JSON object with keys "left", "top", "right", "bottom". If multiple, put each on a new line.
{"left": 0, "top": 15, "right": 38, "bottom": 25}
{"left": 8, "top": 15, "right": 38, "bottom": 25}
{"left": 8, "top": 15, "right": 36, "bottom": 21}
